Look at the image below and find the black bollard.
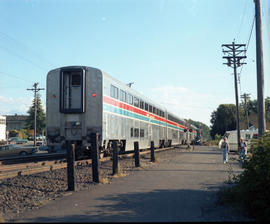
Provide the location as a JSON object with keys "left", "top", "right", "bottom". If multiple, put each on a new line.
{"left": 150, "top": 141, "right": 155, "bottom": 162}
{"left": 91, "top": 133, "right": 99, "bottom": 183}
{"left": 112, "top": 141, "right": 119, "bottom": 175}
{"left": 134, "top": 141, "right": 140, "bottom": 167}
{"left": 67, "top": 141, "right": 75, "bottom": 191}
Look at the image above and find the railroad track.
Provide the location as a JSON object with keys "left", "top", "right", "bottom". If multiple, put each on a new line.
{"left": 0, "top": 146, "right": 176, "bottom": 180}
{"left": 0, "top": 152, "right": 66, "bottom": 165}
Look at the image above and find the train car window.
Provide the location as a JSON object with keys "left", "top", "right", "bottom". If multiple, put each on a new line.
{"left": 145, "top": 103, "right": 149, "bottom": 111}
{"left": 134, "top": 128, "right": 139, "bottom": 137}
{"left": 130, "top": 128, "right": 133, "bottom": 137}
{"left": 120, "top": 90, "right": 127, "bottom": 102}
{"left": 128, "top": 94, "right": 133, "bottom": 105}
{"left": 161, "top": 111, "right": 164, "bottom": 117}
{"left": 149, "top": 105, "right": 153, "bottom": 113}
{"left": 140, "top": 129, "right": 144, "bottom": 138}
{"left": 134, "top": 97, "right": 139, "bottom": 107}
{"left": 153, "top": 107, "right": 156, "bottom": 114}
{"left": 110, "top": 85, "right": 119, "bottom": 99}
{"left": 157, "top": 109, "right": 160, "bottom": 116}
{"left": 72, "top": 74, "right": 81, "bottom": 86}
{"left": 139, "top": 100, "right": 144, "bottom": 110}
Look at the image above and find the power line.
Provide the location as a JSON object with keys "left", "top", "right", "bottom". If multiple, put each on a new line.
{"left": 0, "top": 45, "right": 49, "bottom": 71}
{"left": 0, "top": 31, "right": 57, "bottom": 68}
{"left": 237, "top": 14, "right": 255, "bottom": 96}
{"left": 246, "top": 15, "right": 256, "bottom": 50}
{"left": 0, "top": 71, "right": 33, "bottom": 83}
{"left": 236, "top": 0, "right": 248, "bottom": 41}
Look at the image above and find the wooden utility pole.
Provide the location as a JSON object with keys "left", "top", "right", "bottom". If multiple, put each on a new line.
{"left": 254, "top": 0, "right": 266, "bottom": 136}
{"left": 241, "top": 93, "right": 251, "bottom": 129}
{"left": 222, "top": 42, "right": 246, "bottom": 151}
{"left": 27, "top": 83, "right": 45, "bottom": 147}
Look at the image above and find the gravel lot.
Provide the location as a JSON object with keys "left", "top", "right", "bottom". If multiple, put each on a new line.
{"left": 0, "top": 147, "right": 171, "bottom": 221}
{"left": 0, "top": 145, "right": 249, "bottom": 222}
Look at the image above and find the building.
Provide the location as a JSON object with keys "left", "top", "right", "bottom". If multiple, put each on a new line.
{"left": 0, "top": 115, "right": 6, "bottom": 141}
{"left": 5, "top": 114, "right": 28, "bottom": 131}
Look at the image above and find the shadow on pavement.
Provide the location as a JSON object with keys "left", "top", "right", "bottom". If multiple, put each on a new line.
{"left": 15, "top": 188, "right": 251, "bottom": 222}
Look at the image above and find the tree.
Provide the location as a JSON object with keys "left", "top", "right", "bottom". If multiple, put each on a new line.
{"left": 25, "top": 94, "right": 46, "bottom": 135}
{"left": 185, "top": 119, "right": 211, "bottom": 141}
{"left": 210, "top": 104, "right": 236, "bottom": 139}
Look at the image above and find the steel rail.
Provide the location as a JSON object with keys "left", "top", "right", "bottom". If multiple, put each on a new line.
{"left": 0, "top": 145, "right": 179, "bottom": 180}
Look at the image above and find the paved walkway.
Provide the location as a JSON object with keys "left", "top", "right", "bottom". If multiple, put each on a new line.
{"left": 11, "top": 146, "right": 251, "bottom": 222}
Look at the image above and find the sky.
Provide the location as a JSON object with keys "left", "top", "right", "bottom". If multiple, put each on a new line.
{"left": 0, "top": 0, "right": 269, "bottom": 127}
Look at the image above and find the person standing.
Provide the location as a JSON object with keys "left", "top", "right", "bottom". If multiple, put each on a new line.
{"left": 221, "top": 137, "right": 230, "bottom": 164}
{"left": 239, "top": 138, "right": 247, "bottom": 165}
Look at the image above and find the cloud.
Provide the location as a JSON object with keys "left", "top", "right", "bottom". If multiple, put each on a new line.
{"left": 0, "top": 95, "right": 33, "bottom": 115}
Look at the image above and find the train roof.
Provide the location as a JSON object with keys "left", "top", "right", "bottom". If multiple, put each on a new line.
{"left": 47, "top": 66, "right": 188, "bottom": 123}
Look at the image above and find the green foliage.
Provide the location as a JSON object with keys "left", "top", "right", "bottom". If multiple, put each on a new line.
{"left": 210, "top": 96, "right": 270, "bottom": 139}
{"left": 17, "top": 129, "right": 28, "bottom": 139}
{"left": 239, "top": 96, "right": 270, "bottom": 128}
{"left": 214, "top": 134, "right": 221, "bottom": 141}
{"left": 8, "top": 130, "right": 19, "bottom": 138}
{"left": 218, "top": 132, "right": 270, "bottom": 221}
{"left": 185, "top": 119, "right": 211, "bottom": 141}
{"left": 25, "top": 94, "right": 46, "bottom": 135}
{"left": 210, "top": 104, "right": 236, "bottom": 139}
{"left": 204, "top": 139, "right": 219, "bottom": 146}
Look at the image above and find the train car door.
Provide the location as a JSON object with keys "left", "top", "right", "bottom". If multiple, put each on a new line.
{"left": 60, "top": 68, "right": 85, "bottom": 113}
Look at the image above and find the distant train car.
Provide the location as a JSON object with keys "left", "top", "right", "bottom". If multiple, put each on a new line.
{"left": 46, "top": 66, "right": 197, "bottom": 158}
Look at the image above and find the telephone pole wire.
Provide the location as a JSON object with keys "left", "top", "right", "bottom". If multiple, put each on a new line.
{"left": 254, "top": 0, "right": 266, "bottom": 136}
{"left": 222, "top": 41, "right": 246, "bottom": 152}
{"left": 27, "top": 83, "right": 45, "bottom": 147}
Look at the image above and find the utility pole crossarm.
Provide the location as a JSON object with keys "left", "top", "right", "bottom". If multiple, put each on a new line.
{"left": 222, "top": 41, "right": 247, "bottom": 152}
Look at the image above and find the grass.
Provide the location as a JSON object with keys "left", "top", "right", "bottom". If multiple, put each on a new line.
{"left": 0, "top": 215, "right": 4, "bottom": 223}
{"left": 99, "top": 177, "right": 110, "bottom": 184}
{"left": 112, "top": 163, "right": 127, "bottom": 178}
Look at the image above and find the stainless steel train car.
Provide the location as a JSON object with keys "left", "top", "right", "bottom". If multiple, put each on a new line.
{"left": 46, "top": 66, "right": 198, "bottom": 158}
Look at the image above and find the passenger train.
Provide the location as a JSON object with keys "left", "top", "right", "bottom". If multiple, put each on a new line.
{"left": 46, "top": 66, "right": 198, "bottom": 158}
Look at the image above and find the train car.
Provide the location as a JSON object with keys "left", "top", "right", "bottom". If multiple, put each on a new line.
{"left": 46, "top": 66, "right": 197, "bottom": 158}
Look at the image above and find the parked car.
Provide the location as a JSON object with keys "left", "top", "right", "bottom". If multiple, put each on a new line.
{"left": 28, "top": 136, "right": 45, "bottom": 141}
{"left": 28, "top": 136, "right": 34, "bottom": 141}
{"left": 0, "top": 144, "right": 37, "bottom": 157}
{"left": 39, "top": 145, "right": 62, "bottom": 153}
{"left": 36, "top": 136, "right": 46, "bottom": 141}
{"left": 8, "top": 137, "right": 28, "bottom": 144}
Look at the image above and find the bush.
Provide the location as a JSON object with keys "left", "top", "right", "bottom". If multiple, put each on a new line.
{"left": 18, "top": 129, "right": 29, "bottom": 139}
{"left": 8, "top": 130, "right": 19, "bottom": 138}
{"left": 219, "top": 132, "right": 270, "bottom": 221}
